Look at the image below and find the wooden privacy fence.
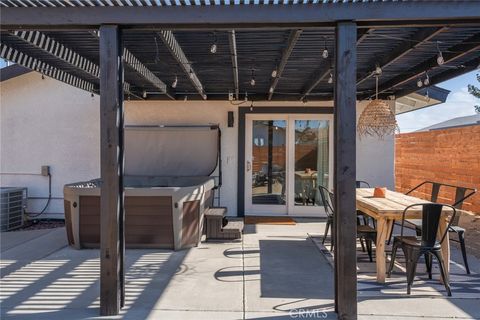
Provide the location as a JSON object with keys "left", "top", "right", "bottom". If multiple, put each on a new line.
{"left": 395, "top": 125, "right": 480, "bottom": 214}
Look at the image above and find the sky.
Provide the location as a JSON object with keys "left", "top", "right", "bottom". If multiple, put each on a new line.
{"left": 396, "top": 70, "right": 479, "bottom": 133}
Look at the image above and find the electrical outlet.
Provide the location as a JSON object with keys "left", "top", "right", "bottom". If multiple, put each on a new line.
{"left": 41, "top": 165, "right": 50, "bottom": 176}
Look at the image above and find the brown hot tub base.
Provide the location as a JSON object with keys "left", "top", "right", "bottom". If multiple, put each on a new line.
{"left": 64, "top": 176, "right": 215, "bottom": 250}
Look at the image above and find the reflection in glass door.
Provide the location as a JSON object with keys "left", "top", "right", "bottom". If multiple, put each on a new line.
{"left": 291, "top": 120, "right": 330, "bottom": 214}
{"left": 245, "top": 116, "right": 288, "bottom": 215}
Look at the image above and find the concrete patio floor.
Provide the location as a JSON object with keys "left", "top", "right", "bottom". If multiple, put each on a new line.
{"left": 1, "top": 219, "right": 479, "bottom": 319}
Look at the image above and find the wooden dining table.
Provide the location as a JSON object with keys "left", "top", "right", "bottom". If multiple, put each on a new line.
{"left": 356, "top": 188, "right": 451, "bottom": 283}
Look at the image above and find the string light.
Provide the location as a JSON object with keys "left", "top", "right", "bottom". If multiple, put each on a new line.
{"left": 423, "top": 72, "right": 430, "bottom": 86}
{"left": 425, "top": 89, "right": 430, "bottom": 102}
{"left": 244, "top": 91, "right": 248, "bottom": 102}
{"left": 322, "top": 37, "right": 329, "bottom": 59}
{"left": 269, "top": 87, "right": 274, "bottom": 93}
{"left": 189, "top": 69, "right": 194, "bottom": 79}
{"left": 375, "top": 64, "right": 382, "bottom": 76}
{"left": 171, "top": 75, "right": 178, "bottom": 88}
{"left": 417, "top": 78, "right": 423, "bottom": 88}
{"left": 184, "top": 95, "right": 188, "bottom": 102}
{"left": 271, "top": 67, "right": 278, "bottom": 78}
{"left": 436, "top": 42, "right": 444, "bottom": 66}
{"left": 142, "top": 90, "right": 147, "bottom": 98}
{"left": 210, "top": 32, "right": 217, "bottom": 54}
{"left": 328, "top": 72, "right": 333, "bottom": 84}
{"left": 250, "top": 101, "right": 254, "bottom": 111}
{"left": 250, "top": 69, "right": 256, "bottom": 87}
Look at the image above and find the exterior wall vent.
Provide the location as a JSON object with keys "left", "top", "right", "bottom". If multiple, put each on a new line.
{"left": 0, "top": 187, "right": 26, "bottom": 231}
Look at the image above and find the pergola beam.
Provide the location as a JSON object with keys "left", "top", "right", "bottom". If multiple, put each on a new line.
{"left": 299, "top": 28, "right": 371, "bottom": 100}
{"left": 122, "top": 48, "right": 175, "bottom": 100}
{"left": 299, "top": 68, "right": 331, "bottom": 101}
{"left": 2, "top": 2, "right": 480, "bottom": 29}
{"left": 10, "top": 30, "right": 99, "bottom": 78}
{"left": 368, "top": 32, "right": 480, "bottom": 99}
{"left": 356, "top": 27, "right": 446, "bottom": 86}
{"left": 0, "top": 43, "right": 95, "bottom": 93}
{"left": 88, "top": 31, "right": 174, "bottom": 99}
{"left": 158, "top": 30, "right": 207, "bottom": 100}
{"left": 4, "top": 30, "right": 141, "bottom": 98}
{"left": 228, "top": 30, "right": 239, "bottom": 100}
{"left": 267, "top": 29, "right": 302, "bottom": 100}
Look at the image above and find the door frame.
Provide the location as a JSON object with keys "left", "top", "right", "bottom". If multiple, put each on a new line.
{"left": 237, "top": 107, "right": 333, "bottom": 217}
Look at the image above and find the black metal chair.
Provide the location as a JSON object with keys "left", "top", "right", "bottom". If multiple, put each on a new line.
{"left": 390, "top": 181, "right": 476, "bottom": 274}
{"left": 387, "top": 203, "right": 457, "bottom": 296}
{"left": 319, "top": 185, "right": 335, "bottom": 251}
{"left": 319, "top": 185, "right": 377, "bottom": 262}
{"left": 356, "top": 180, "right": 375, "bottom": 227}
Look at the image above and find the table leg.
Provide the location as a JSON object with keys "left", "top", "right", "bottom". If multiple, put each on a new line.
{"left": 375, "top": 217, "right": 392, "bottom": 283}
{"left": 438, "top": 215, "right": 450, "bottom": 284}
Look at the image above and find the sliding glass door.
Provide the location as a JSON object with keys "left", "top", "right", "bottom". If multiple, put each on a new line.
{"left": 245, "top": 114, "right": 333, "bottom": 217}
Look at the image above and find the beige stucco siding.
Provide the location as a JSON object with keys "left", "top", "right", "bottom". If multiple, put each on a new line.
{"left": 0, "top": 72, "right": 394, "bottom": 217}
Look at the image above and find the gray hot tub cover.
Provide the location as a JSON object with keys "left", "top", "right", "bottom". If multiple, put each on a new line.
{"left": 124, "top": 125, "right": 219, "bottom": 177}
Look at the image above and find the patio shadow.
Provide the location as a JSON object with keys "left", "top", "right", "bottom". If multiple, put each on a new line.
{"left": 258, "top": 239, "right": 333, "bottom": 299}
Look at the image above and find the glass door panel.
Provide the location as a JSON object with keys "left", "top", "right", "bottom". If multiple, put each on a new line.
{"left": 293, "top": 120, "right": 330, "bottom": 208}
{"left": 252, "top": 120, "right": 287, "bottom": 205}
{"left": 245, "top": 116, "right": 288, "bottom": 215}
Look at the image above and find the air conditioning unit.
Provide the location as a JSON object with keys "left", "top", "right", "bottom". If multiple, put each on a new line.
{"left": 0, "top": 187, "right": 26, "bottom": 231}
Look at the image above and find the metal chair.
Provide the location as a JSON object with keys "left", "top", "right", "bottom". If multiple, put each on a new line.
{"left": 319, "top": 185, "right": 335, "bottom": 251}
{"left": 391, "top": 181, "right": 476, "bottom": 274}
{"left": 319, "top": 185, "right": 377, "bottom": 262}
{"left": 356, "top": 181, "right": 374, "bottom": 226}
{"left": 387, "top": 203, "right": 456, "bottom": 296}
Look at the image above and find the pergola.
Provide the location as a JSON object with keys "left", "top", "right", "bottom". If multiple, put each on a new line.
{"left": 1, "top": 1, "right": 479, "bottom": 319}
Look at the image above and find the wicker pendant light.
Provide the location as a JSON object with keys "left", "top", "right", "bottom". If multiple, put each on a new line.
{"left": 357, "top": 76, "right": 399, "bottom": 139}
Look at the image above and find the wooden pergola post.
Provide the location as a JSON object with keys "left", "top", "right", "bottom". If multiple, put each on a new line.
{"left": 99, "top": 24, "right": 125, "bottom": 316}
{"left": 334, "top": 21, "right": 358, "bottom": 320}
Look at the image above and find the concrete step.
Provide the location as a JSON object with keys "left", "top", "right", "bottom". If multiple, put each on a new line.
{"left": 223, "top": 219, "right": 244, "bottom": 233}
{"left": 205, "top": 207, "right": 227, "bottom": 218}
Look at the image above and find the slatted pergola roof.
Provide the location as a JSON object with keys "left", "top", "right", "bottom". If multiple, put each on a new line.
{"left": 1, "top": 0, "right": 479, "bottom": 101}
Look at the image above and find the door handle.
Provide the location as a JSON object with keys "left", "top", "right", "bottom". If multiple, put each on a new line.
{"left": 247, "top": 160, "right": 252, "bottom": 172}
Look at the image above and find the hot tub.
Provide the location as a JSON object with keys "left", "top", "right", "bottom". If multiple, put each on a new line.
{"left": 63, "top": 125, "right": 221, "bottom": 251}
{"left": 64, "top": 176, "right": 215, "bottom": 250}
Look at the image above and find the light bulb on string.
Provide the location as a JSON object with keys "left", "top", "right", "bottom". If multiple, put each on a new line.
{"left": 328, "top": 73, "right": 333, "bottom": 84}
{"left": 417, "top": 78, "right": 423, "bottom": 88}
{"left": 210, "top": 32, "right": 217, "bottom": 54}
{"left": 423, "top": 72, "right": 430, "bottom": 86}
{"left": 171, "top": 76, "right": 178, "bottom": 88}
{"left": 322, "top": 37, "right": 329, "bottom": 59}
{"left": 436, "top": 42, "right": 444, "bottom": 66}
{"left": 271, "top": 68, "right": 278, "bottom": 78}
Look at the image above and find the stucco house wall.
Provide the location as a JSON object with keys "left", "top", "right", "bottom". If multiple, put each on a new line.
{"left": 0, "top": 72, "right": 394, "bottom": 218}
